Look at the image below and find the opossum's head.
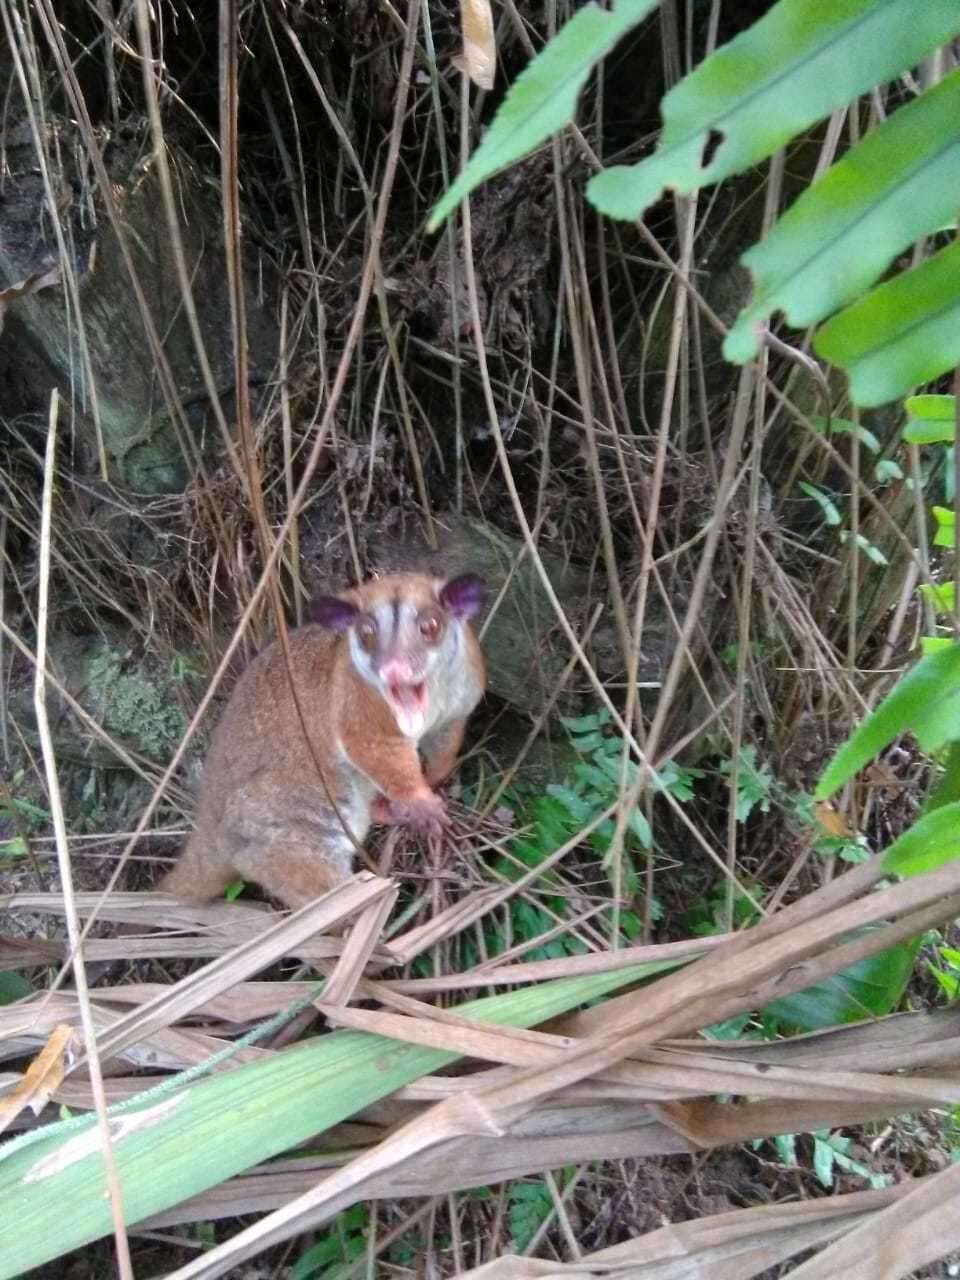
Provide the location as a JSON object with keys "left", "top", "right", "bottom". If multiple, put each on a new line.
{"left": 310, "top": 572, "right": 486, "bottom": 737}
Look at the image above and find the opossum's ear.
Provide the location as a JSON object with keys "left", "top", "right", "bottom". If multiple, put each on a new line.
{"left": 439, "top": 574, "right": 486, "bottom": 619}
{"left": 309, "top": 596, "right": 359, "bottom": 631}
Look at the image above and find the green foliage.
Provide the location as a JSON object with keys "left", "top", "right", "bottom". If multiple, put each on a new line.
{"left": 86, "top": 649, "right": 187, "bottom": 762}
{"left": 900, "top": 392, "right": 957, "bottom": 660}
{"left": 589, "top": 0, "right": 960, "bottom": 224}
{"left": 815, "top": 645, "right": 960, "bottom": 802}
{"left": 0, "top": 967, "right": 661, "bottom": 1278}
{"left": 797, "top": 424, "right": 888, "bottom": 559}
{"left": 919, "top": 581, "right": 956, "bottom": 614}
{"left": 431, "top": 0, "right": 960, "bottom": 404}
{"left": 719, "top": 745, "right": 774, "bottom": 823}
{"left": 0, "top": 971, "right": 33, "bottom": 1004}
{"left": 928, "top": 943, "right": 960, "bottom": 1001}
{"left": 815, "top": 238, "right": 960, "bottom": 407}
{"left": 489, "top": 791, "right": 593, "bottom": 961}
{"left": 684, "top": 877, "right": 763, "bottom": 939}
{"left": 0, "top": 775, "right": 50, "bottom": 860}
{"left": 881, "top": 802, "right": 960, "bottom": 878}
{"left": 932, "top": 506, "right": 955, "bottom": 549}
{"left": 925, "top": 742, "right": 960, "bottom": 812}
{"left": 725, "top": 68, "right": 960, "bottom": 364}
{"left": 763, "top": 930, "right": 921, "bottom": 1031}
{"left": 426, "top": 0, "right": 659, "bottom": 231}
{"left": 903, "top": 394, "right": 956, "bottom": 445}
{"left": 810, "top": 1131, "right": 891, "bottom": 1191}
{"left": 810, "top": 417, "right": 881, "bottom": 454}
{"left": 840, "top": 531, "right": 887, "bottom": 567}
{"left": 949, "top": 1109, "right": 960, "bottom": 1163}
{"left": 766, "top": 1128, "right": 890, "bottom": 1190}
{"left": 508, "top": 1171, "right": 573, "bottom": 1250}
{"left": 798, "top": 480, "right": 841, "bottom": 527}
{"left": 290, "top": 1205, "right": 368, "bottom": 1279}
{"left": 487, "top": 707, "right": 704, "bottom": 957}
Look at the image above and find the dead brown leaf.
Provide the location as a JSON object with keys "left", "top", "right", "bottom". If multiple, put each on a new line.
{"left": 454, "top": 0, "right": 496, "bottom": 90}
{"left": 0, "top": 1024, "right": 76, "bottom": 1134}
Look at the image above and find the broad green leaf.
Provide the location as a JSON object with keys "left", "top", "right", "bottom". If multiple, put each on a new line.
{"left": 925, "top": 742, "right": 960, "bottom": 814}
{"left": 919, "top": 581, "right": 956, "bottom": 614}
{"left": 0, "top": 965, "right": 674, "bottom": 1278}
{"left": 882, "top": 801, "right": 960, "bottom": 876}
{"left": 587, "top": 0, "right": 960, "bottom": 223}
{"left": 933, "top": 506, "right": 956, "bottom": 549}
{"left": 764, "top": 931, "right": 920, "bottom": 1030}
{"left": 906, "top": 394, "right": 956, "bottom": 420}
{"left": 904, "top": 420, "right": 956, "bottom": 445}
{"left": 724, "top": 69, "right": 960, "bottom": 361}
{"left": 921, "top": 636, "right": 957, "bottom": 656}
{"left": 814, "top": 238, "right": 960, "bottom": 408}
{"left": 904, "top": 396, "right": 956, "bottom": 444}
{"left": 815, "top": 645, "right": 960, "bottom": 800}
{"left": 426, "top": 0, "right": 659, "bottom": 232}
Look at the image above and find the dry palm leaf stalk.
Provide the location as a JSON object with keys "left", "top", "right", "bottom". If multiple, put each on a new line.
{"left": 53, "top": 848, "right": 950, "bottom": 1280}
{"left": 4, "top": 820, "right": 960, "bottom": 1278}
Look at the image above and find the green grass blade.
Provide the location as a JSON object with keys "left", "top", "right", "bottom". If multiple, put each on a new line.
{"left": 815, "top": 645, "right": 960, "bottom": 801}
{"left": 587, "top": 0, "right": 960, "bottom": 222}
{"left": 426, "top": 0, "right": 659, "bottom": 233}
{"left": 0, "top": 963, "right": 672, "bottom": 1278}
{"left": 814, "top": 238, "right": 960, "bottom": 407}
{"left": 724, "top": 69, "right": 960, "bottom": 362}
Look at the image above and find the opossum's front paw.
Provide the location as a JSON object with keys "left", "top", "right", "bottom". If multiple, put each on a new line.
{"left": 389, "top": 789, "right": 446, "bottom": 833}
{"left": 371, "top": 794, "right": 400, "bottom": 826}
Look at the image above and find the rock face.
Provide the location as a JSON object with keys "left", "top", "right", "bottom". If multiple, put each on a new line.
{"left": 0, "top": 118, "right": 281, "bottom": 494}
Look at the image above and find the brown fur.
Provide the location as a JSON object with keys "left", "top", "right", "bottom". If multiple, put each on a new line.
{"left": 160, "top": 573, "right": 485, "bottom": 909}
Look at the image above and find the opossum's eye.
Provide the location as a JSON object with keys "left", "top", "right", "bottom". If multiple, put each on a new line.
{"left": 357, "top": 617, "right": 378, "bottom": 652}
{"left": 418, "top": 610, "right": 443, "bottom": 643}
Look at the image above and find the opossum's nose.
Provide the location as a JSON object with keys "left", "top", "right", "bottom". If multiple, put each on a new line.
{"left": 380, "top": 657, "right": 417, "bottom": 685}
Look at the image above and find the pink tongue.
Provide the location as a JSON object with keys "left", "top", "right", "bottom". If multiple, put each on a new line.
{"left": 391, "top": 683, "right": 425, "bottom": 714}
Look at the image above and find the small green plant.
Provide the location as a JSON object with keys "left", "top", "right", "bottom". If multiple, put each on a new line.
{"left": 508, "top": 1170, "right": 574, "bottom": 1251}
{"left": 766, "top": 1130, "right": 891, "bottom": 1191}
{"left": 485, "top": 708, "right": 704, "bottom": 959}
{"left": 0, "top": 773, "right": 50, "bottom": 861}
{"left": 718, "top": 744, "right": 774, "bottom": 823}
{"left": 684, "top": 878, "right": 764, "bottom": 939}
{"left": 928, "top": 941, "right": 960, "bottom": 1001}
{"left": 947, "top": 1107, "right": 960, "bottom": 1163}
{"left": 897, "top": 393, "right": 958, "bottom": 655}
{"left": 288, "top": 1203, "right": 368, "bottom": 1278}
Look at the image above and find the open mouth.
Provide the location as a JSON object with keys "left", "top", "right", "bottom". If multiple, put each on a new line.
{"left": 387, "top": 682, "right": 428, "bottom": 736}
